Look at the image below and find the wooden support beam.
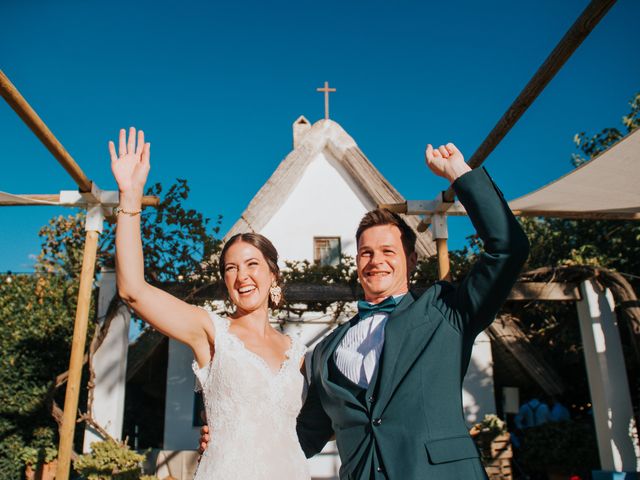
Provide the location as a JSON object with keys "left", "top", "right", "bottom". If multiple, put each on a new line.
{"left": 56, "top": 230, "right": 99, "bottom": 480}
{"left": 508, "top": 281, "right": 581, "bottom": 301}
{"left": 378, "top": 201, "right": 640, "bottom": 221}
{"left": 0, "top": 193, "right": 160, "bottom": 207}
{"left": 442, "top": 0, "right": 617, "bottom": 203}
{"left": 378, "top": 201, "right": 406, "bottom": 214}
{"left": 0, "top": 70, "right": 93, "bottom": 192}
{"left": 487, "top": 315, "right": 567, "bottom": 396}
{"left": 166, "top": 281, "right": 580, "bottom": 303}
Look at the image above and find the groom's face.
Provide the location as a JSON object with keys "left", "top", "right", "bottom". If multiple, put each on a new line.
{"left": 356, "top": 224, "right": 416, "bottom": 302}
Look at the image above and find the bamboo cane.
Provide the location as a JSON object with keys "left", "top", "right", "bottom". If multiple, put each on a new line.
{"left": 55, "top": 230, "right": 100, "bottom": 480}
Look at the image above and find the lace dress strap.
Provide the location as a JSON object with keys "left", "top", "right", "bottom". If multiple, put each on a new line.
{"left": 192, "top": 311, "right": 228, "bottom": 392}
{"left": 287, "top": 333, "right": 308, "bottom": 369}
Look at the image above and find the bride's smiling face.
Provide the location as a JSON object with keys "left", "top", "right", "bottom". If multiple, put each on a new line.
{"left": 223, "top": 241, "right": 275, "bottom": 314}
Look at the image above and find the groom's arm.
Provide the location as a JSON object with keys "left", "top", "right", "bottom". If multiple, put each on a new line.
{"left": 438, "top": 167, "right": 529, "bottom": 336}
{"left": 296, "top": 353, "right": 334, "bottom": 458}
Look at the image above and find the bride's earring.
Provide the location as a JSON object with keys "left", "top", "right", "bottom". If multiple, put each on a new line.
{"left": 269, "top": 281, "right": 282, "bottom": 306}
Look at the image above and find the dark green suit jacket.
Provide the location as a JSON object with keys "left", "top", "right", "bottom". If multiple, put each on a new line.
{"left": 296, "top": 168, "right": 529, "bottom": 479}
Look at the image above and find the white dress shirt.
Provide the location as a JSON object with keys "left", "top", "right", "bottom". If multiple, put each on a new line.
{"left": 333, "top": 295, "right": 404, "bottom": 388}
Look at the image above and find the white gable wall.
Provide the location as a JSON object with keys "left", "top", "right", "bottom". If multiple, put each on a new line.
{"left": 260, "top": 149, "right": 371, "bottom": 261}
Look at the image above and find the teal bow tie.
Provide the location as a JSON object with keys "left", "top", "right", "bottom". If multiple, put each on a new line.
{"left": 357, "top": 296, "right": 397, "bottom": 320}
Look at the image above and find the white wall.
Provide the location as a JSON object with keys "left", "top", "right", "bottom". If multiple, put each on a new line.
{"left": 83, "top": 271, "right": 130, "bottom": 451}
{"left": 462, "top": 331, "right": 496, "bottom": 425}
{"left": 260, "top": 150, "right": 371, "bottom": 261}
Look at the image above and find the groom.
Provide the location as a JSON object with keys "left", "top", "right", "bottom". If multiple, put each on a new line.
{"left": 202, "top": 142, "right": 529, "bottom": 479}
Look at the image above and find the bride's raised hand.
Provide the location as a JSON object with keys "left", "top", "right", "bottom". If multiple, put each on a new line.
{"left": 109, "top": 127, "right": 150, "bottom": 196}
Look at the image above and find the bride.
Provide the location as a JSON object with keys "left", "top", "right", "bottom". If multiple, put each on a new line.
{"left": 110, "top": 127, "right": 311, "bottom": 479}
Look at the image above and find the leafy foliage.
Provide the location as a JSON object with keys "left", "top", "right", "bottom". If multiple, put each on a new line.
{"left": 474, "top": 413, "right": 507, "bottom": 437}
{"left": 519, "top": 420, "right": 599, "bottom": 474}
{"left": 281, "top": 256, "right": 358, "bottom": 313}
{"left": 412, "top": 247, "right": 474, "bottom": 285}
{"left": 520, "top": 216, "right": 640, "bottom": 276}
{"left": 20, "top": 427, "right": 58, "bottom": 465}
{"left": 283, "top": 256, "right": 358, "bottom": 286}
{"left": 0, "top": 273, "right": 81, "bottom": 480}
{"left": 121, "top": 180, "right": 221, "bottom": 283}
{"left": 0, "top": 430, "right": 24, "bottom": 480}
{"left": 37, "top": 180, "right": 222, "bottom": 283}
{"left": 73, "top": 440, "right": 147, "bottom": 480}
{"left": 571, "top": 91, "right": 639, "bottom": 167}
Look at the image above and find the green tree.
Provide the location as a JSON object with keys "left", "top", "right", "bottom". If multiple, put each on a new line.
{"left": 37, "top": 179, "right": 222, "bottom": 283}
{"left": 0, "top": 274, "right": 80, "bottom": 479}
{"left": 571, "top": 92, "right": 639, "bottom": 167}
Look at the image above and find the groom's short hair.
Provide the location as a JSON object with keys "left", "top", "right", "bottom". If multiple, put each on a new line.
{"left": 356, "top": 209, "right": 417, "bottom": 256}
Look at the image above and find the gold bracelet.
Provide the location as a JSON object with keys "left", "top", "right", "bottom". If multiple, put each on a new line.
{"left": 113, "top": 206, "right": 142, "bottom": 217}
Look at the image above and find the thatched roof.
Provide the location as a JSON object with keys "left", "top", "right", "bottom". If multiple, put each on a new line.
{"left": 224, "top": 118, "right": 436, "bottom": 258}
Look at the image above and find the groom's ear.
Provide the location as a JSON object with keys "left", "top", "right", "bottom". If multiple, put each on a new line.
{"left": 407, "top": 251, "right": 418, "bottom": 274}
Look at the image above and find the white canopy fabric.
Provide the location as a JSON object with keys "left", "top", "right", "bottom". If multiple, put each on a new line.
{"left": 509, "top": 128, "right": 640, "bottom": 220}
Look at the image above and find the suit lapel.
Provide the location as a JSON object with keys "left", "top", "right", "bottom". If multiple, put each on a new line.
{"left": 374, "top": 290, "right": 441, "bottom": 414}
{"left": 319, "top": 315, "right": 367, "bottom": 411}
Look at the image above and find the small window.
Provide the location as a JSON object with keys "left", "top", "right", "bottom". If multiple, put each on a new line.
{"left": 314, "top": 237, "right": 341, "bottom": 266}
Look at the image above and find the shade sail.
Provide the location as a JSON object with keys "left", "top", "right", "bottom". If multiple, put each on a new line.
{"left": 509, "top": 129, "right": 640, "bottom": 220}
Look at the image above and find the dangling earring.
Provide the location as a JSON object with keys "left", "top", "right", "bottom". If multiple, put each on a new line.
{"left": 269, "top": 281, "right": 282, "bottom": 306}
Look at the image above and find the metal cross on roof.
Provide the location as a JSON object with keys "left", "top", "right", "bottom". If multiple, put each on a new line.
{"left": 316, "top": 81, "right": 336, "bottom": 120}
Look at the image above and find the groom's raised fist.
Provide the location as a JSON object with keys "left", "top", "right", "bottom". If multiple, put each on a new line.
{"left": 425, "top": 142, "right": 471, "bottom": 183}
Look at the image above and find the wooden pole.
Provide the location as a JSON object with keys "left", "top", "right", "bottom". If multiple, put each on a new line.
{"left": 442, "top": 0, "right": 616, "bottom": 202}
{"left": 431, "top": 214, "right": 452, "bottom": 281}
{"left": 436, "top": 238, "right": 451, "bottom": 281}
{"left": 55, "top": 230, "right": 100, "bottom": 480}
{"left": 0, "top": 193, "right": 160, "bottom": 207}
{"left": 0, "top": 70, "right": 93, "bottom": 192}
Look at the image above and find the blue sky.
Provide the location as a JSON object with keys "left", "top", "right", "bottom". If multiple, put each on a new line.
{"left": 1, "top": 0, "right": 638, "bottom": 272}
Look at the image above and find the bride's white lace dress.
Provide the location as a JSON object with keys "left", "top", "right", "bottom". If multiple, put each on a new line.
{"left": 192, "top": 311, "right": 311, "bottom": 479}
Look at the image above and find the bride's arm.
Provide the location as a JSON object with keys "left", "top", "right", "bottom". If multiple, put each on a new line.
{"left": 111, "top": 127, "right": 212, "bottom": 365}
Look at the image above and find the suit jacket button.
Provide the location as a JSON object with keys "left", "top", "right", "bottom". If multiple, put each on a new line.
{"left": 373, "top": 418, "right": 382, "bottom": 426}
{"left": 368, "top": 395, "right": 375, "bottom": 404}
{"left": 377, "top": 466, "right": 385, "bottom": 473}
